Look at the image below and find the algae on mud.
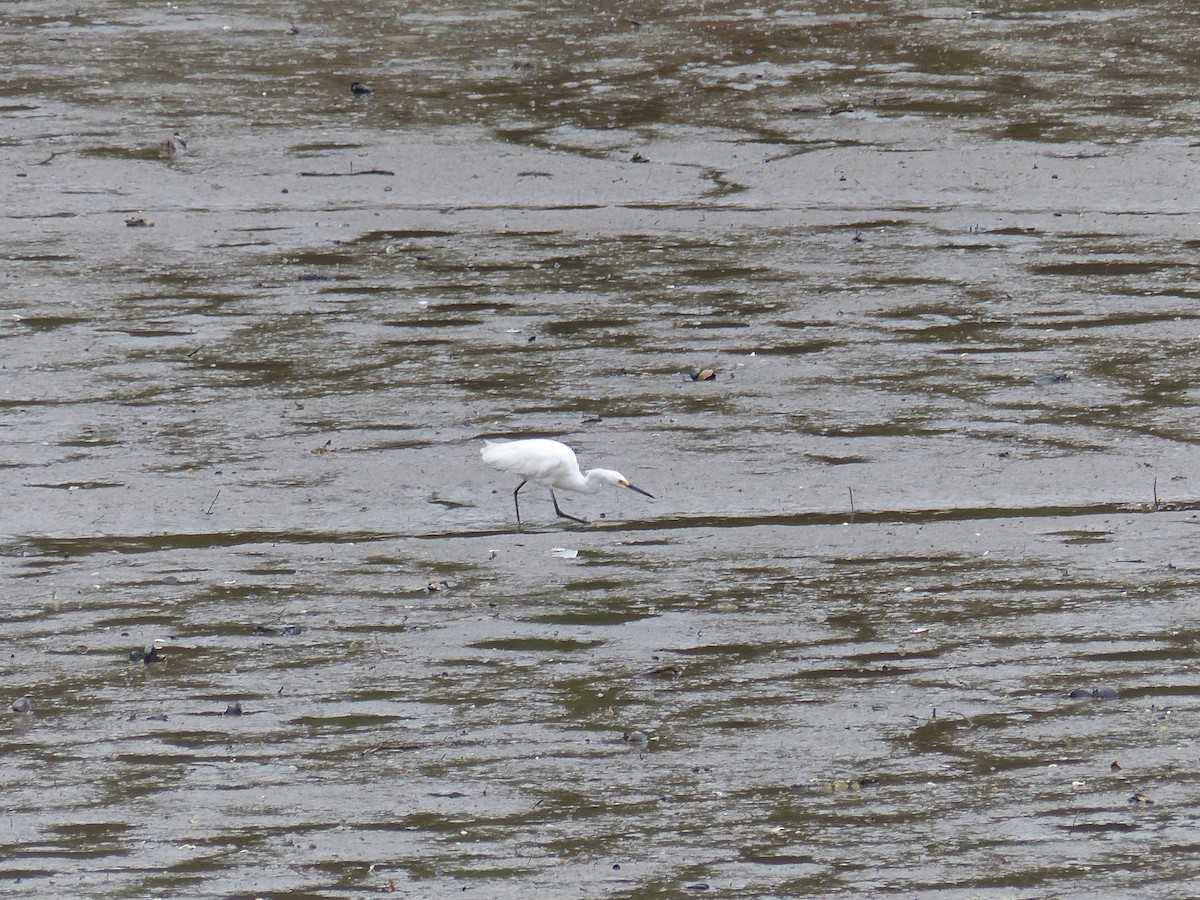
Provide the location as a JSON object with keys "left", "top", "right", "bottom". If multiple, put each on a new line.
{"left": 4, "top": 1, "right": 1200, "bottom": 897}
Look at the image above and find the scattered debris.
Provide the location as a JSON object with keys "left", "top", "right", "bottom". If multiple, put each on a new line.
{"left": 254, "top": 624, "right": 302, "bottom": 637}
{"left": 1035, "top": 371, "right": 1072, "bottom": 385}
{"left": 645, "top": 664, "right": 683, "bottom": 678}
{"left": 299, "top": 168, "right": 394, "bottom": 177}
{"left": 130, "top": 645, "right": 164, "bottom": 664}
{"left": 1069, "top": 687, "right": 1118, "bottom": 700}
{"left": 160, "top": 132, "right": 187, "bottom": 158}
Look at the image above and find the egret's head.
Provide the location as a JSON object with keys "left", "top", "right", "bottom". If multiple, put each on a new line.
{"left": 585, "top": 468, "right": 655, "bottom": 499}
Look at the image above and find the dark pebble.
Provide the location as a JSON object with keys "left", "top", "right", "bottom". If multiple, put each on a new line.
{"left": 224, "top": 702, "right": 243, "bottom": 717}
{"left": 350, "top": 82, "right": 374, "bottom": 97}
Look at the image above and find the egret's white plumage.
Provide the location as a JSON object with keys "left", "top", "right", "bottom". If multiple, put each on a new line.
{"left": 481, "top": 438, "right": 654, "bottom": 527}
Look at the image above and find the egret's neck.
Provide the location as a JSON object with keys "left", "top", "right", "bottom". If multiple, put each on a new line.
{"left": 579, "top": 468, "right": 620, "bottom": 494}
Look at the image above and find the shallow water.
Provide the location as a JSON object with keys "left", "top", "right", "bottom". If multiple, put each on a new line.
{"left": 4, "top": 1, "right": 1200, "bottom": 897}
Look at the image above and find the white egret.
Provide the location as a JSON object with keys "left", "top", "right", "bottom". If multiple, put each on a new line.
{"left": 481, "top": 438, "right": 654, "bottom": 527}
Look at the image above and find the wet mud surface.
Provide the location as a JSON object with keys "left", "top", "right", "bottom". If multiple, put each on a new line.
{"left": 4, "top": 1, "right": 1200, "bottom": 897}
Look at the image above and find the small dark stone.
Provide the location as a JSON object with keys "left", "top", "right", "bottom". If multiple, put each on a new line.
{"left": 11, "top": 697, "right": 33, "bottom": 714}
{"left": 350, "top": 82, "right": 374, "bottom": 97}
{"left": 1068, "top": 688, "right": 1093, "bottom": 699}
{"left": 224, "top": 702, "right": 243, "bottom": 717}
{"left": 630, "top": 152, "right": 649, "bottom": 163}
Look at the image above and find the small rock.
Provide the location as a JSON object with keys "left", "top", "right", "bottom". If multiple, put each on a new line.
{"left": 224, "top": 702, "right": 243, "bottom": 717}
{"left": 351, "top": 82, "right": 374, "bottom": 97}
{"left": 11, "top": 697, "right": 33, "bottom": 714}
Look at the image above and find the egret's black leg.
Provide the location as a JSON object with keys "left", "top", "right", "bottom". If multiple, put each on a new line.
{"left": 512, "top": 480, "right": 528, "bottom": 529}
{"left": 550, "top": 488, "right": 589, "bottom": 525}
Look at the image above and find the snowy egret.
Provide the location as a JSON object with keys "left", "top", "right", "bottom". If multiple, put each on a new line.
{"left": 481, "top": 438, "right": 654, "bottom": 527}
